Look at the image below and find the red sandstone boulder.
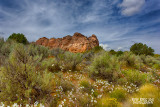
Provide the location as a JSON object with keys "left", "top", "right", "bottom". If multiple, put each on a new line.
{"left": 35, "top": 32, "right": 99, "bottom": 53}
{"left": 35, "top": 37, "right": 49, "bottom": 46}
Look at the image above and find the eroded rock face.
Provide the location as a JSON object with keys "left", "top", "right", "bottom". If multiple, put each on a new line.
{"left": 35, "top": 32, "right": 99, "bottom": 53}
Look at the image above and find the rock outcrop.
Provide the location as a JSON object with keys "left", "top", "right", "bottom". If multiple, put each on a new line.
{"left": 35, "top": 32, "right": 99, "bottom": 53}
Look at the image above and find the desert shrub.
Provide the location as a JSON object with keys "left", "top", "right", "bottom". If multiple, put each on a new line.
{"left": 60, "top": 80, "right": 74, "bottom": 92}
{"left": 139, "top": 66, "right": 151, "bottom": 72}
{"left": 97, "top": 97, "right": 121, "bottom": 107}
{"left": 47, "top": 62, "right": 61, "bottom": 73}
{"left": 83, "top": 50, "right": 106, "bottom": 66}
{"left": 92, "top": 90, "right": 99, "bottom": 98}
{"left": 140, "top": 55, "right": 160, "bottom": 67}
{"left": 80, "top": 79, "right": 93, "bottom": 93}
{"left": 119, "top": 52, "right": 143, "bottom": 69}
{"left": 85, "top": 46, "right": 104, "bottom": 53}
{"left": 89, "top": 52, "right": 120, "bottom": 82}
{"left": 154, "top": 54, "right": 160, "bottom": 58}
{"left": 83, "top": 46, "right": 104, "bottom": 61}
{"left": 0, "top": 38, "right": 4, "bottom": 64}
{"left": 83, "top": 51, "right": 94, "bottom": 62}
{"left": 50, "top": 50, "right": 83, "bottom": 72}
{"left": 50, "top": 48, "right": 65, "bottom": 61}
{"left": 0, "top": 40, "right": 17, "bottom": 57}
{"left": 53, "top": 72, "right": 74, "bottom": 93}
{"left": 0, "top": 55, "right": 5, "bottom": 66}
{"left": 128, "top": 84, "right": 160, "bottom": 107}
{"left": 117, "top": 78, "right": 127, "bottom": 85}
{"left": 7, "top": 33, "right": 28, "bottom": 44}
{"left": 109, "top": 87, "right": 127, "bottom": 102}
{"left": 130, "top": 43, "right": 154, "bottom": 56}
{"left": 36, "top": 58, "right": 60, "bottom": 73}
{"left": 151, "top": 70, "right": 159, "bottom": 82}
{"left": 63, "top": 52, "right": 83, "bottom": 71}
{"left": 0, "top": 42, "right": 11, "bottom": 57}
{"left": 28, "top": 44, "right": 50, "bottom": 60}
{"left": 63, "top": 92, "right": 93, "bottom": 107}
{"left": 0, "top": 37, "right": 4, "bottom": 49}
{"left": 49, "top": 48, "right": 66, "bottom": 72}
{"left": 76, "top": 94, "right": 92, "bottom": 107}
{"left": 121, "top": 70, "right": 152, "bottom": 86}
{"left": 153, "top": 64, "right": 160, "bottom": 69}
{"left": 92, "top": 46, "right": 104, "bottom": 53}
{"left": 0, "top": 44, "right": 54, "bottom": 106}
{"left": 0, "top": 40, "right": 16, "bottom": 66}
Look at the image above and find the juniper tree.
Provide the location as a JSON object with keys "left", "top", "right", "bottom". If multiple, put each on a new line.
{"left": 7, "top": 33, "right": 28, "bottom": 44}
{"left": 130, "top": 43, "right": 154, "bottom": 56}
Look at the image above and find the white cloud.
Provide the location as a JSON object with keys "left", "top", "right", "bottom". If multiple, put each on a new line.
{"left": 119, "top": 0, "right": 145, "bottom": 16}
{"left": 100, "top": 44, "right": 129, "bottom": 52}
{"left": 117, "top": 47, "right": 123, "bottom": 51}
{"left": 100, "top": 44, "right": 110, "bottom": 50}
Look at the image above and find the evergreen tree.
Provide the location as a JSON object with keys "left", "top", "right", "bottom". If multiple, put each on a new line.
{"left": 130, "top": 43, "right": 154, "bottom": 56}
{"left": 8, "top": 33, "right": 28, "bottom": 44}
{"left": 109, "top": 49, "right": 116, "bottom": 55}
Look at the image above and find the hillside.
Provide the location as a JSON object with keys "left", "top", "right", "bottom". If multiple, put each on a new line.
{"left": 0, "top": 35, "right": 160, "bottom": 107}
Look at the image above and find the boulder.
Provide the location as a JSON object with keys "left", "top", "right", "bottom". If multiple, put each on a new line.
{"left": 35, "top": 32, "right": 99, "bottom": 53}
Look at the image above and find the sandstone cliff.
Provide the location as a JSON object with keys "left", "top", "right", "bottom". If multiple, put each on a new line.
{"left": 35, "top": 32, "right": 99, "bottom": 53}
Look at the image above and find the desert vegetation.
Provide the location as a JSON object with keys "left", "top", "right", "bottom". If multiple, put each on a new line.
{"left": 0, "top": 34, "right": 160, "bottom": 107}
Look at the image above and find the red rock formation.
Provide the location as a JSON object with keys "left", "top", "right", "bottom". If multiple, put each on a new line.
{"left": 35, "top": 32, "right": 99, "bottom": 53}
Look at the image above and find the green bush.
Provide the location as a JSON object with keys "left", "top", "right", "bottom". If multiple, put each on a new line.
{"left": 0, "top": 42, "right": 11, "bottom": 57}
{"left": 0, "top": 37, "right": 4, "bottom": 49}
{"left": 0, "top": 40, "right": 17, "bottom": 66}
{"left": 63, "top": 52, "right": 83, "bottom": 71}
{"left": 80, "top": 79, "right": 93, "bottom": 93}
{"left": 92, "top": 46, "right": 104, "bottom": 53}
{"left": 121, "top": 70, "right": 151, "bottom": 86}
{"left": 130, "top": 43, "right": 154, "bottom": 56}
{"left": 140, "top": 55, "right": 160, "bottom": 67}
{"left": 0, "top": 40, "right": 16, "bottom": 57}
{"left": 50, "top": 51, "right": 83, "bottom": 72}
{"left": 54, "top": 73, "right": 74, "bottom": 93}
{"left": 83, "top": 51, "right": 94, "bottom": 62}
{"left": 37, "top": 58, "right": 60, "bottom": 72}
{"left": 47, "top": 62, "right": 61, "bottom": 73}
{"left": 0, "top": 55, "right": 5, "bottom": 66}
{"left": 50, "top": 48, "right": 65, "bottom": 61}
{"left": 7, "top": 33, "right": 28, "bottom": 44}
{"left": 153, "top": 63, "right": 160, "bottom": 69}
{"left": 65, "top": 92, "right": 93, "bottom": 107}
{"left": 76, "top": 94, "right": 92, "bottom": 107}
{"left": 60, "top": 80, "right": 74, "bottom": 92}
{"left": 117, "top": 78, "right": 127, "bottom": 85}
{"left": 89, "top": 52, "right": 120, "bottom": 82}
{"left": 110, "top": 88, "right": 127, "bottom": 102}
{"left": 28, "top": 44, "right": 50, "bottom": 60}
{"left": 0, "top": 44, "right": 54, "bottom": 106}
{"left": 119, "top": 52, "right": 143, "bottom": 69}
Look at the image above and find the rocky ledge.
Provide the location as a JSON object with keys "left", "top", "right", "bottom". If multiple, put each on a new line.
{"left": 35, "top": 32, "right": 99, "bottom": 53}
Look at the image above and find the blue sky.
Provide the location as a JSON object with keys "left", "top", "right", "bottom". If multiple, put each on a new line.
{"left": 0, "top": 0, "right": 160, "bottom": 53}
